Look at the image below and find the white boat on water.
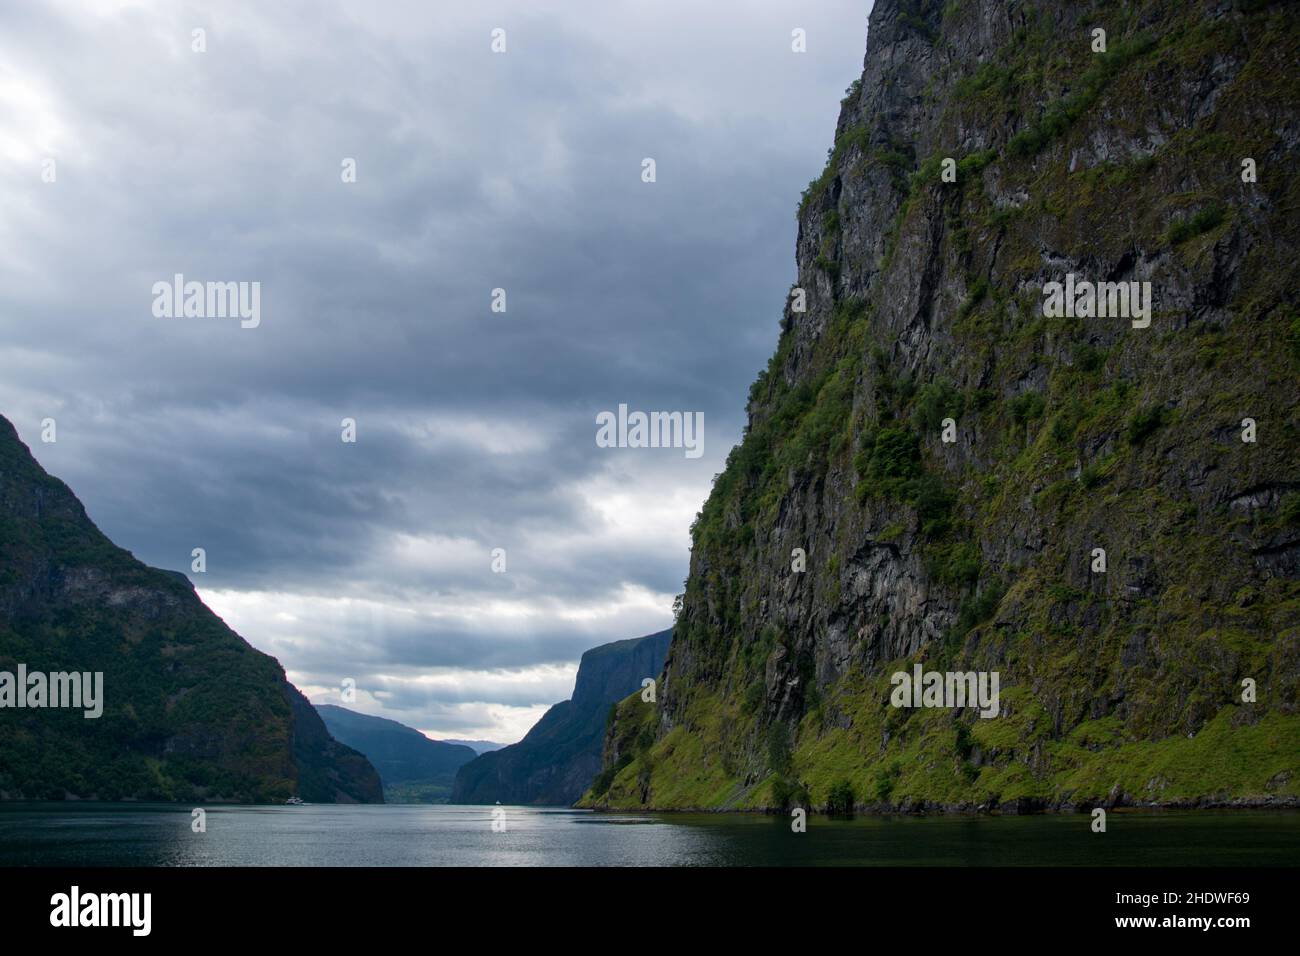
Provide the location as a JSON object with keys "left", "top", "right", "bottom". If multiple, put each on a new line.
{"left": 285, "top": 796, "right": 305, "bottom": 805}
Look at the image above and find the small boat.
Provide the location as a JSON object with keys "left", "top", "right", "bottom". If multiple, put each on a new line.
{"left": 285, "top": 796, "right": 305, "bottom": 806}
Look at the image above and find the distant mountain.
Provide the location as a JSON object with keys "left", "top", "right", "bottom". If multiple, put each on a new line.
{"left": 444, "top": 739, "right": 504, "bottom": 754}
{"left": 0, "top": 415, "right": 382, "bottom": 803}
{"left": 450, "top": 629, "right": 671, "bottom": 806}
{"left": 316, "top": 704, "right": 476, "bottom": 802}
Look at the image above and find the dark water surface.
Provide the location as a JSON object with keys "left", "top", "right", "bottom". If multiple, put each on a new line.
{"left": 1, "top": 803, "right": 1297, "bottom": 866}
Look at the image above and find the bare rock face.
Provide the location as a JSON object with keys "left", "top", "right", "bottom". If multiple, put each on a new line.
{"left": 0, "top": 415, "right": 383, "bottom": 803}
{"left": 585, "top": 0, "right": 1300, "bottom": 812}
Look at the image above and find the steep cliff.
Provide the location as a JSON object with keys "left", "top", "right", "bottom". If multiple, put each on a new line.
{"left": 584, "top": 0, "right": 1300, "bottom": 812}
{"left": 452, "top": 629, "right": 671, "bottom": 805}
{"left": 0, "top": 415, "right": 383, "bottom": 803}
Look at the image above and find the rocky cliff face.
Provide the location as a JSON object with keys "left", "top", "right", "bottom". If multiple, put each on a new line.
{"left": 452, "top": 630, "right": 671, "bottom": 805}
{"left": 584, "top": 0, "right": 1300, "bottom": 812}
{"left": 0, "top": 415, "right": 383, "bottom": 803}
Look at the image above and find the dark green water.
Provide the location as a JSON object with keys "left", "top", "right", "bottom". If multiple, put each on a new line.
{"left": 1, "top": 803, "right": 1297, "bottom": 866}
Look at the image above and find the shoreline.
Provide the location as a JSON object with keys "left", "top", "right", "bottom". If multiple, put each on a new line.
{"left": 581, "top": 795, "right": 1300, "bottom": 815}
{"left": 3, "top": 796, "right": 1298, "bottom": 814}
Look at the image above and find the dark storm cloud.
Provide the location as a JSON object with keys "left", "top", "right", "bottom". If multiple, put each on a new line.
{"left": 0, "top": 0, "right": 870, "bottom": 739}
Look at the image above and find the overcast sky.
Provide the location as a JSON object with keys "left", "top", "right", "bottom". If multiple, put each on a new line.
{"left": 0, "top": 0, "right": 871, "bottom": 742}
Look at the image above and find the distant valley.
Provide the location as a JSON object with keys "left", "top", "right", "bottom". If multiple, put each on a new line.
{"left": 319, "top": 629, "right": 672, "bottom": 807}
{"left": 316, "top": 705, "right": 478, "bottom": 803}
{"left": 451, "top": 629, "right": 671, "bottom": 806}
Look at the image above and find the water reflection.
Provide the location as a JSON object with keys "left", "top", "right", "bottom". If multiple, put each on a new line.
{"left": 1, "top": 803, "right": 1297, "bottom": 867}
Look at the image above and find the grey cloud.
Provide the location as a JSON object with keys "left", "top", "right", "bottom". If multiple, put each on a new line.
{"left": 0, "top": 0, "right": 870, "bottom": 737}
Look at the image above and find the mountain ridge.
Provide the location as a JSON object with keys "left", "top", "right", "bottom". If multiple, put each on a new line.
{"left": 0, "top": 415, "right": 383, "bottom": 803}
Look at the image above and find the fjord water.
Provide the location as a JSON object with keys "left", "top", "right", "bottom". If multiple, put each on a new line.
{"left": 1, "top": 804, "right": 1297, "bottom": 866}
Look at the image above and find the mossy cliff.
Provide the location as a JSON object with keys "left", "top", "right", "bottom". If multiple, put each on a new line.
{"left": 582, "top": 0, "right": 1300, "bottom": 812}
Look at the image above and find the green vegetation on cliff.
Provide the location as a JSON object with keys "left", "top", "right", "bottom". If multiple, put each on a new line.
{"left": 582, "top": 0, "right": 1300, "bottom": 813}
